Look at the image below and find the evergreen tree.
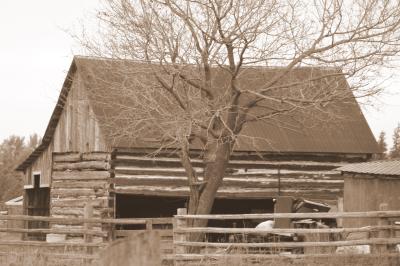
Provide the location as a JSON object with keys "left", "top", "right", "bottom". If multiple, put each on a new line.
{"left": 377, "top": 131, "right": 387, "bottom": 159}
{"left": 390, "top": 123, "right": 400, "bottom": 158}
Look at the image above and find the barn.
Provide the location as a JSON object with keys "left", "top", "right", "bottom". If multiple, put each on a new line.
{"left": 16, "top": 56, "right": 379, "bottom": 237}
{"left": 338, "top": 160, "right": 400, "bottom": 227}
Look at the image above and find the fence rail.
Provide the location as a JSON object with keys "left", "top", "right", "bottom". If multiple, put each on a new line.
{"left": 172, "top": 208, "right": 400, "bottom": 264}
{"left": 0, "top": 212, "right": 173, "bottom": 265}
{"left": 1, "top": 209, "right": 400, "bottom": 265}
{"left": 175, "top": 210, "right": 400, "bottom": 219}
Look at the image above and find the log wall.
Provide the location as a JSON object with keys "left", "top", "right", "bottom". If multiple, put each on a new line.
{"left": 111, "top": 150, "right": 348, "bottom": 207}
{"left": 50, "top": 152, "right": 112, "bottom": 241}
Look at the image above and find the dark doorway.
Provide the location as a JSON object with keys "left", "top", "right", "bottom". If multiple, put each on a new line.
{"left": 115, "top": 194, "right": 274, "bottom": 229}
{"left": 24, "top": 174, "right": 50, "bottom": 240}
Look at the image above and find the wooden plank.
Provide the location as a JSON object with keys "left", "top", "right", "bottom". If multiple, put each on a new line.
{"left": 115, "top": 229, "right": 173, "bottom": 237}
{"left": 175, "top": 237, "right": 400, "bottom": 248}
{"left": 0, "top": 251, "right": 100, "bottom": 260}
{"left": 173, "top": 253, "right": 400, "bottom": 261}
{"left": 174, "top": 225, "right": 400, "bottom": 235}
{"left": 53, "top": 161, "right": 109, "bottom": 171}
{"left": 0, "top": 227, "right": 107, "bottom": 237}
{"left": 0, "top": 240, "right": 105, "bottom": 248}
{"left": 175, "top": 210, "right": 400, "bottom": 220}
{"left": 52, "top": 170, "right": 110, "bottom": 180}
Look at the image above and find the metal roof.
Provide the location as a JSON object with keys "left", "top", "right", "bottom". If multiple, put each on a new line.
{"left": 16, "top": 56, "right": 379, "bottom": 170}
{"left": 75, "top": 57, "right": 379, "bottom": 154}
{"left": 337, "top": 160, "right": 400, "bottom": 176}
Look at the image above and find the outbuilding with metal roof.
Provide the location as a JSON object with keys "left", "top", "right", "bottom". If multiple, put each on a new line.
{"left": 338, "top": 160, "right": 400, "bottom": 227}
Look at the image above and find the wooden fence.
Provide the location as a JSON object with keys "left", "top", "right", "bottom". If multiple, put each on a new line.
{"left": 2, "top": 209, "right": 400, "bottom": 265}
{"left": 172, "top": 208, "right": 400, "bottom": 265}
{"left": 0, "top": 213, "right": 173, "bottom": 265}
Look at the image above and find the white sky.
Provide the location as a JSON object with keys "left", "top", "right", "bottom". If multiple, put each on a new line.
{"left": 0, "top": 0, "right": 399, "bottom": 149}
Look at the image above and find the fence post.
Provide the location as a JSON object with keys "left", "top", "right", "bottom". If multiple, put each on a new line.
{"left": 173, "top": 208, "right": 187, "bottom": 261}
{"left": 146, "top": 219, "right": 153, "bottom": 230}
{"left": 372, "top": 203, "right": 389, "bottom": 254}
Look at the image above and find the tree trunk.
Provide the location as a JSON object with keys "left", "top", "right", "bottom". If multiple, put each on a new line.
{"left": 189, "top": 139, "right": 232, "bottom": 221}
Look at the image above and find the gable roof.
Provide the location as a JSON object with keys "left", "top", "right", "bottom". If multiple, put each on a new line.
{"left": 17, "top": 56, "right": 379, "bottom": 170}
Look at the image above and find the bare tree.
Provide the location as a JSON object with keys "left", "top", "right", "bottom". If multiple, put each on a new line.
{"left": 77, "top": 0, "right": 400, "bottom": 217}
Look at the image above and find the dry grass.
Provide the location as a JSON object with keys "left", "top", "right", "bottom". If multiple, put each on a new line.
{"left": 0, "top": 246, "right": 98, "bottom": 266}
{"left": 177, "top": 254, "right": 400, "bottom": 266}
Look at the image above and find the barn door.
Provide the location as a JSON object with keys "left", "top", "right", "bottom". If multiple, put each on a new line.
{"left": 25, "top": 174, "right": 50, "bottom": 240}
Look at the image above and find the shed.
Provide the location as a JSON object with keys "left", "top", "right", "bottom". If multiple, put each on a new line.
{"left": 338, "top": 160, "right": 400, "bottom": 227}
{"left": 4, "top": 196, "right": 24, "bottom": 240}
{"left": 15, "top": 56, "right": 379, "bottom": 239}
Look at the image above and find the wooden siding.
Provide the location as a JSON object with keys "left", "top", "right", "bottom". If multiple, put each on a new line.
{"left": 344, "top": 174, "right": 400, "bottom": 227}
{"left": 111, "top": 151, "right": 346, "bottom": 206}
{"left": 52, "top": 71, "right": 108, "bottom": 153}
{"left": 23, "top": 71, "right": 108, "bottom": 188}
{"left": 24, "top": 141, "right": 53, "bottom": 187}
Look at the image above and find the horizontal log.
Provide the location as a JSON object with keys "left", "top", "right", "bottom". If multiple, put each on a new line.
{"left": 112, "top": 186, "right": 279, "bottom": 198}
{"left": 174, "top": 225, "right": 400, "bottom": 235}
{"left": 114, "top": 155, "right": 343, "bottom": 170}
{"left": 175, "top": 237, "right": 400, "bottom": 248}
{"left": 52, "top": 170, "right": 110, "bottom": 180}
{"left": 113, "top": 147, "right": 366, "bottom": 162}
{"left": 112, "top": 185, "right": 340, "bottom": 199}
{"left": 0, "top": 227, "right": 108, "bottom": 237}
{"left": 53, "top": 153, "right": 81, "bottom": 162}
{"left": 53, "top": 161, "right": 109, "bottom": 171}
{"left": 82, "top": 152, "right": 110, "bottom": 161}
{"left": 176, "top": 211, "right": 400, "bottom": 220}
{"left": 51, "top": 207, "right": 103, "bottom": 217}
{"left": 51, "top": 188, "right": 108, "bottom": 198}
{"left": 113, "top": 165, "right": 341, "bottom": 175}
{"left": 52, "top": 180, "right": 109, "bottom": 189}
{"left": 52, "top": 197, "right": 109, "bottom": 208}
{"left": 113, "top": 175, "right": 343, "bottom": 189}
{"left": 114, "top": 166, "right": 203, "bottom": 177}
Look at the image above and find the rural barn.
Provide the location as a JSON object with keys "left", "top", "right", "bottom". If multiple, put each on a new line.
{"left": 15, "top": 56, "right": 379, "bottom": 238}
{"left": 338, "top": 160, "right": 400, "bottom": 228}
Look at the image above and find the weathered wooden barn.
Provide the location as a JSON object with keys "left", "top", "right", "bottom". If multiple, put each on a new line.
{"left": 339, "top": 160, "right": 400, "bottom": 227}
{"left": 16, "top": 56, "right": 379, "bottom": 235}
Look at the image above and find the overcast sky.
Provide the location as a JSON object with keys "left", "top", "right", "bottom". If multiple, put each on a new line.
{"left": 1, "top": 0, "right": 400, "bottom": 149}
